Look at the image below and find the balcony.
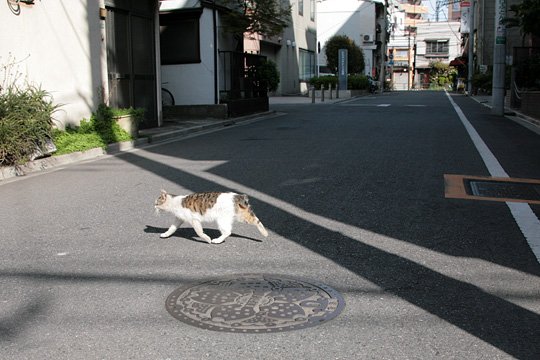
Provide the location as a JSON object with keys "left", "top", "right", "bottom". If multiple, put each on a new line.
{"left": 401, "top": 3, "right": 428, "bottom": 15}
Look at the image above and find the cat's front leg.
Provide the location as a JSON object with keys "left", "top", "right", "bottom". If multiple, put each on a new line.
{"left": 211, "top": 219, "right": 232, "bottom": 244}
{"left": 160, "top": 218, "right": 183, "bottom": 238}
{"left": 192, "top": 220, "right": 212, "bottom": 244}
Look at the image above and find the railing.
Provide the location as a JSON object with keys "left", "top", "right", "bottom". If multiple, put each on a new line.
{"left": 511, "top": 47, "right": 540, "bottom": 112}
{"left": 219, "top": 51, "right": 268, "bottom": 101}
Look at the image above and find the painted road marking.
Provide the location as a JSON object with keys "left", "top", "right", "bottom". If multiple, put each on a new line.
{"left": 445, "top": 91, "right": 540, "bottom": 262}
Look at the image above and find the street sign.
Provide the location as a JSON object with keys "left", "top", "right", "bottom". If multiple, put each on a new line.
{"left": 338, "top": 49, "right": 348, "bottom": 91}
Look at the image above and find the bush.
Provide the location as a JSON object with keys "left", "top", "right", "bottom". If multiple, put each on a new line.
{"left": 256, "top": 59, "right": 280, "bottom": 92}
{"left": 309, "top": 74, "right": 370, "bottom": 90}
{"left": 52, "top": 128, "right": 104, "bottom": 156}
{"left": 324, "top": 35, "right": 365, "bottom": 74}
{"left": 309, "top": 75, "right": 338, "bottom": 90}
{"left": 348, "top": 74, "right": 369, "bottom": 90}
{"left": 0, "top": 84, "right": 58, "bottom": 166}
{"left": 52, "top": 104, "right": 135, "bottom": 155}
{"left": 472, "top": 72, "right": 492, "bottom": 91}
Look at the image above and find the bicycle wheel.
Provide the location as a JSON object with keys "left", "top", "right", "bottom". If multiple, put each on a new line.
{"left": 161, "top": 88, "right": 175, "bottom": 106}
{"left": 7, "top": 0, "right": 21, "bottom": 15}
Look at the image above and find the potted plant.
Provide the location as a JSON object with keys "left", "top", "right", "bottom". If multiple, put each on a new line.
{"left": 111, "top": 107, "right": 145, "bottom": 139}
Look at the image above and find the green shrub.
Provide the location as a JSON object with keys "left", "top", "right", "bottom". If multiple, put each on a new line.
{"left": 52, "top": 104, "right": 135, "bottom": 155}
{"left": 0, "top": 84, "right": 58, "bottom": 166}
{"left": 309, "top": 75, "right": 338, "bottom": 90}
{"left": 256, "top": 59, "right": 280, "bottom": 92}
{"left": 348, "top": 74, "right": 369, "bottom": 90}
{"left": 472, "top": 72, "right": 492, "bottom": 90}
{"left": 52, "top": 128, "right": 105, "bottom": 155}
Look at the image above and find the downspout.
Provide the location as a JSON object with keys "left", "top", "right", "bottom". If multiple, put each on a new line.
{"left": 213, "top": 1, "right": 218, "bottom": 104}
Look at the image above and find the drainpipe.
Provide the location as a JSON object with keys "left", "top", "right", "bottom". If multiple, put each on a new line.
{"left": 379, "top": 1, "right": 387, "bottom": 94}
{"left": 213, "top": 1, "right": 218, "bottom": 104}
{"left": 467, "top": 0, "right": 475, "bottom": 96}
{"left": 492, "top": 0, "right": 507, "bottom": 115}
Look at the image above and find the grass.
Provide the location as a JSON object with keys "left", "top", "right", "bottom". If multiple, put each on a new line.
{"left": 52, "top": 129, "right": 107, "bottom": 155}
{"left": 51, "top": 104, "right": 140, "bottom": 156}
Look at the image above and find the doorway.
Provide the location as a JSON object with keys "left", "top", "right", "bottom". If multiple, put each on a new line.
{"left": 105, "top": 1, "right": 157, "bottom": 128}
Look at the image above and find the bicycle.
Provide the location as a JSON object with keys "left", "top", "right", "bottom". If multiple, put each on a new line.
{"left": 161, "top": 86, "right": 175, "bottom": 106}
{"left": 7, "top": 0, "right": 34, "bottom": 16}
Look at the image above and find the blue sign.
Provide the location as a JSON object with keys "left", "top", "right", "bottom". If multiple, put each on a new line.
{"left": 338, "top": 48, "right": 348, "bottom": 91}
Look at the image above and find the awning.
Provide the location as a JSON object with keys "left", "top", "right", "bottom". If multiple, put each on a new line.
{"left": 449, "top": 57, "right": 467, "bottom": 67}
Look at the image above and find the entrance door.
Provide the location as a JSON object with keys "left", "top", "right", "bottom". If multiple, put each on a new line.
{"left": 105, "top": 1, "right": 157, "bottom": 128}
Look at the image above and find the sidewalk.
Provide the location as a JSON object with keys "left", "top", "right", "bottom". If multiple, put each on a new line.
{"left": 471, "top": 94, "right": 540, "bottom": 135}
{"left": 0, "top": 96, "right": 347, "bottom": 181}
{"left": 0, "top": 112, "right": 271, "bottom": 181}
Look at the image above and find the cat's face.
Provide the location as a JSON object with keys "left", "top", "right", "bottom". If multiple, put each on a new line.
{"left": 154, "top": 190, "right": 170, "bottom": 213}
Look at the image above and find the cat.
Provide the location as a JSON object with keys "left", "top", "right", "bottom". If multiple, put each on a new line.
{"left": 154, "top": 190, "right": 268, "bottom": 244}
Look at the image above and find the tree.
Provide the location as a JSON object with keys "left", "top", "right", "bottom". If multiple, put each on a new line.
{"left": 256, "top": 59, "right": 280, "bottom": 92}
{"left": 218, "top": 0, "right": 291, "bottom": 40}
{"left": 503, "top": 0, "right": 540, "bottom": 43}
{"left": 324, "top": 35, "right": 365, "bottom": 74}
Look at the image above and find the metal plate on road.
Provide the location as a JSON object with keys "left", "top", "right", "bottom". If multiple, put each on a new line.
{"left": 468, "top": 180, "right": 540, "bottom": 201}
{"left": 444, "top": 174, "right": 540, "bottom": 204}
{"left": 165, "top": 274, "right": 345, "bottom": 333}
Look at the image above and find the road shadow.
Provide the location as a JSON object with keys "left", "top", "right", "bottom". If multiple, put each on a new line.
{"left": 144, "top": 225, "right": 262, "bottom": 243}
{"left": 116, "top": 147, "right": 540, "bottom": 359}
{"left": 0, "top": 294, "right": 51, "bottom": 343}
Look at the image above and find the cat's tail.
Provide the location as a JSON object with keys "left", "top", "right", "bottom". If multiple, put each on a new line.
{"left": 234, "top": 194, "right": 268, "bottom": 237}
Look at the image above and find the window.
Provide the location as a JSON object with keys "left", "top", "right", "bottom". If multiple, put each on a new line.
{"left": 299, "top": 49, "right": 315, "bottom": 81}
{"left": 298, "top": 0, "right": 303, "bottom": 16}
{"left": 160, "top": 10, "right": 201, "bottom": 64}
{"left": 425, "top": 40, "right": 449, "bottom": 56}
{"left": 395, "top": 49, "right": 409, "bottom": 58}
{"left": 310, "top": 0, "right": 315, "bottom": 21}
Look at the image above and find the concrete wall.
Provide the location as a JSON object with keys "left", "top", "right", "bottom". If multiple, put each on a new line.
{"left": 161, "top": 8, "right": 216, "bottom": 106}
{"left": 277, "top": 0, "right": 317, "bottom": 95}
{"left": 1, "top": 1, "right": 103, "bottom": 128}
{"left": 415, "top": 21, "right": 462, "bottom": 69}
{"left": 317, "top": 0, "right": 377, "bottom": 76}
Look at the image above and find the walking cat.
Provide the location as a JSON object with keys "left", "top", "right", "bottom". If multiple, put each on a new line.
{"left": 154, "top": 190, "right": 268, "bottom": 244}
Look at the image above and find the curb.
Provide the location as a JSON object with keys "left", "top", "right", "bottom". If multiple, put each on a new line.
{"left": 0, "top": 112, "right": 274, "bottom": 182}
{"left": 471, "top": 96, "right": 540, "bottom": 135}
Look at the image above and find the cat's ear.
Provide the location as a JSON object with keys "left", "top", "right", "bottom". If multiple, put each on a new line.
{"left": 160, "top": 189, "right": 167, "bottom": 196}
{"left": 236, "top": 194, "right": 249, "bottom": 209}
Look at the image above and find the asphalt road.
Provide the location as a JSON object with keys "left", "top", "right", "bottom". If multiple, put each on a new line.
{"left": 1, "top": 91, "right": 539, "bottom": 359}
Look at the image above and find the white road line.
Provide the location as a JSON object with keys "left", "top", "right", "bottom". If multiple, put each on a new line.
{"left": 446, "top": 91, "right": 540, "bottom": 262}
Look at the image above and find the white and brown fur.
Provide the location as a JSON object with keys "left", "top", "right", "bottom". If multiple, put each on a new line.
{"left": 154, "top": 190, "right": 268, "bottom": 244}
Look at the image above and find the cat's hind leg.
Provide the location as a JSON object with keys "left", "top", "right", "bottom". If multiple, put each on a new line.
{"left": 192, "top": 219, "right": 212, "bottom": 244}
{"left": 211, "top": 218, "right": 232, "bottom": 244}
{"left": 160, "top": 218, "right": 183, "bottom": 238}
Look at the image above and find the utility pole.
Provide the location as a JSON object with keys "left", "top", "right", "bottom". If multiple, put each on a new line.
{"left": 467, "top": 0, "right": 475, "bottom": 96}
{"left": 378, "top": 0, "right": 387, "bottom": 94}
{"left": 407, "top": 30, "right": 411, "bottom": 90}
{"left": 492, "top": 0, "right": 507, "bottom": 115}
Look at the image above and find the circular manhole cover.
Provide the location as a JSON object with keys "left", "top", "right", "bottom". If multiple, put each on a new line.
{"left": 165, "top": 274, "right": 345, "bottom": 333}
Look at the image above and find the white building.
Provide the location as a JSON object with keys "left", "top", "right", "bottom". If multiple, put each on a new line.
{"left": 1, "top": 1, "right": 161, "bottom": 129}
{"left": 244, "top": 0, "right": 317, "bottom": 95}
{"left": 388, "top": 1, "right": 461, "bottom": 90}
{"left": 316, "top": 0, "right": 379, "bottom": 76}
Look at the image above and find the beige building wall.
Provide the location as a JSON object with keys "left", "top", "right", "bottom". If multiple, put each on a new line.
{"left": 1, "top": 1, "right": 104, "bottom": 128}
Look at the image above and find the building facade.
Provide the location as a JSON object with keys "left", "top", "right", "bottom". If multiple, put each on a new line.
{"left": 244, "top": 0, "right": 317, "bottom": 95}
{"left": 2, "top": 0, "right": 161, "bottom": 129}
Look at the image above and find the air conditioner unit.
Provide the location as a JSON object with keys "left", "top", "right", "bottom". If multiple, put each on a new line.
{"left": 363, "top": 34, "right": 374, "bottom": 42}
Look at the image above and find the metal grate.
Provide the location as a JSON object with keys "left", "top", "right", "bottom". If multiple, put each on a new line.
{"left": 166, "top": 274, "right": 345, "bottom": 333}
{"left": 467, "top": 180, "right": 540, "bottom": 201}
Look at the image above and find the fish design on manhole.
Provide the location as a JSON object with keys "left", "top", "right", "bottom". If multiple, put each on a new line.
{"left": 165, "top": 274, "right": 345, "bottom": 333}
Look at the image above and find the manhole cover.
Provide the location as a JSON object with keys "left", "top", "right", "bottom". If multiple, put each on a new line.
{"left": 467, "top": 180, "right": 540, "bottom": 201}
{"left": 165, "top": 274, "right": 345, "bottom": 333}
